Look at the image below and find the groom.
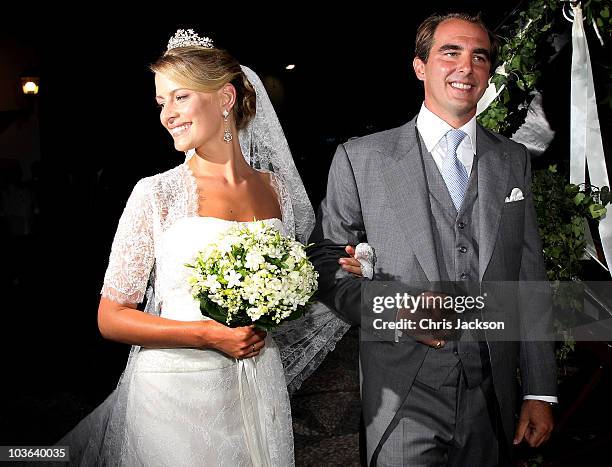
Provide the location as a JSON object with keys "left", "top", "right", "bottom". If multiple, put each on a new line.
{"left": 312, "top": 12, "right": 557, "bottom": 466}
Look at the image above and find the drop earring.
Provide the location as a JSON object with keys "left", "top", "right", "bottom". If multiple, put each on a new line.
{"left": 222, "top": 109, "right": 233, "bottom": 143}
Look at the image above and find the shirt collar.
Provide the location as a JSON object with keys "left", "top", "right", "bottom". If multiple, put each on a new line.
{"left": 416, "top": 103, "right": 477, "bottom": 155}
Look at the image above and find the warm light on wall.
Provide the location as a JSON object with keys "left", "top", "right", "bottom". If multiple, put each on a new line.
{"left": 21, "top": 77, "right": 40, "bottom": 95}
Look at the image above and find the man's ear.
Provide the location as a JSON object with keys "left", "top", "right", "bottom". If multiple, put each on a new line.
{"left": 413, "top": 57, "right": 426, "bottom": 82}
{"left": 219, "top": 83, "right": 237, "bottom": 112}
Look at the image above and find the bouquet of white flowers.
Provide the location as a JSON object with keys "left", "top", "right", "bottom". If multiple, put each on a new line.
{"left": 186, "top": 221, "right": 319, "bottom": 330}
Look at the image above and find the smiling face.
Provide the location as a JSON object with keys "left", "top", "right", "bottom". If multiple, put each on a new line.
{"left": 155, "top": 73, "right": 224, "bottom": 152}
{"left": 413, "top": 18, "right": 492, "bottom": 128}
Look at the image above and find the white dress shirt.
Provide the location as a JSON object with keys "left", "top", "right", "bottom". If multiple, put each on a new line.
{"left": 416, "top": 103, "right": 476, "bottom": 176}
{"left": 412, "top": 103, "right": 558, "bottom": 405}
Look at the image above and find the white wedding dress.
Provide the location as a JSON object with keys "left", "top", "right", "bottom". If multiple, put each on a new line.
{"left": 123, "top": 216, "right": 293, "bottom": 466}
{"left": 58, "top": 63, "right": 352, "bottom": 466}
{"left": 58, "top": 161, "right": 350, "bottom": 466}
{"left": 57, "top": 165, "right": 296, "bottom": 466}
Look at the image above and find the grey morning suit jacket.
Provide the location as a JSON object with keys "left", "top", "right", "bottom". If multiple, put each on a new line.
{"left": 313, "top": 117, "right": 557, "bottom": 465}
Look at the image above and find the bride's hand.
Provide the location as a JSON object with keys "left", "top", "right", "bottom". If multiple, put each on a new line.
{"left": 200, "top": 321, "right": 266, "bottom": 358}
{"left": 339, "top": 245, "right": 363, "bottom": 276}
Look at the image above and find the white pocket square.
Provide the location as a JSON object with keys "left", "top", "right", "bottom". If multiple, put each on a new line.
{"left": 505, "top": 187, "right": 524, "bottom": 203}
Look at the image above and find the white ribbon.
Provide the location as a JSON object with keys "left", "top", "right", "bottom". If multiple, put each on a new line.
{"left": 570, "top": 4, "right": 611, "bottom": 275}
{"left": 237, "top": 353, "right": 273, "bottom": 466}
{"left": 476, "top": 64, "right": 507, "bottom": 116}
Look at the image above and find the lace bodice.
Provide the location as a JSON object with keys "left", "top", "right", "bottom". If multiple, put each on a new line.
{"left": 101, "top": 163, "right": 291, "bottom": 306}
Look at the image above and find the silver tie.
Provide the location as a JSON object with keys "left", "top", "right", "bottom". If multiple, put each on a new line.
{"left": 440, "top": 129, "right": 468, "bottom": 211}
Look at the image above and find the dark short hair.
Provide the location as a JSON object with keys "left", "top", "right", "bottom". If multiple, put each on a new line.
{"left": 415, "top": 12, "right": 499, "bottom": 71}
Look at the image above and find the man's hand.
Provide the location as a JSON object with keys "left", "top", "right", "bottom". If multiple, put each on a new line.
{"left": 338, "top": 245, "right": 362, "bottom": 276}
{"left": 513, "top": 400, "right": 554, "bottom": 447}
{"left": 397, "top": 291, "right": 456, "bottom": 348}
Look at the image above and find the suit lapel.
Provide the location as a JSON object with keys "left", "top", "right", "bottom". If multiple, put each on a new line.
{"left": 477, "top": 125, "right": 510, "bottom": 281}
{"left": 380, "top": 120, "right": 441, "bottom": 282}
{"left": 420, "top": 145, "right": 459, "bottom": 219}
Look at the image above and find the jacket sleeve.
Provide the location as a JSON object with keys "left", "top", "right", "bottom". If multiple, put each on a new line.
{"left": 517, "top": 145, "right": 558, "bottom": 398}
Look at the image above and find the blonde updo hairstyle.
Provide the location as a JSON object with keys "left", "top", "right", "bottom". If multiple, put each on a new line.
{"left": 151, "top": 46, "right": 256, "bottom": 130}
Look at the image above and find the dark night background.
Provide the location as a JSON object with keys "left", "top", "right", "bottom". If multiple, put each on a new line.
{"left": 1, "top": 2, "right": 611, "bottom": 464}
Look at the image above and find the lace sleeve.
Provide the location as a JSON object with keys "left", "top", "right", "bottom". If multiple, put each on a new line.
{"left": 101, "top": 179, "right": 155, "bottom": 305}
{"left": 274, "top": 302, "right": 351, "bottom": 394}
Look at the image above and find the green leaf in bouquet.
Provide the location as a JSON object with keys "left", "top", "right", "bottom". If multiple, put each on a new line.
{"left": 199, "top": 297, "right": 230, "bottom": 325}
{"left": 267, "top": 256, "right": 285, "bottom": 269}
{"left": 253, "top": 313, "right": 280, "bottom": 331}
{"left": 238, "top": 267, "right": 249, "bottom": 276}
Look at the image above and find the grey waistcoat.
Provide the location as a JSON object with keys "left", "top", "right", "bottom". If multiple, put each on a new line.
{"left": 414, "top": 138, "right": 488, "bottom": 390}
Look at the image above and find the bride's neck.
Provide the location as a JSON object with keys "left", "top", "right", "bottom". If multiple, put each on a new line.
{"left": 189, "top": 140, "right": 252, "bottom": 184}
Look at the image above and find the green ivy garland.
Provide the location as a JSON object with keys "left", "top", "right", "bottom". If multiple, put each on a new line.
{"left": 478, "top": 0, "right": 611, "bottom": 135}
{"left": 478, "top": 0, "right": 558, "bottom": 133}
{"left": 533, "top": 165, "right": 610, "bottom": 281}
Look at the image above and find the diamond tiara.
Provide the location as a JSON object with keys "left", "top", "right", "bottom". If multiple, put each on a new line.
{"left": 167, "top": 29, "right": 214, "bottom": 51}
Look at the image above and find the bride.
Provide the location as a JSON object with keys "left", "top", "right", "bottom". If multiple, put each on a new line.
{"left": 59, "top": 30, "right": 361, "bottom": 466}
